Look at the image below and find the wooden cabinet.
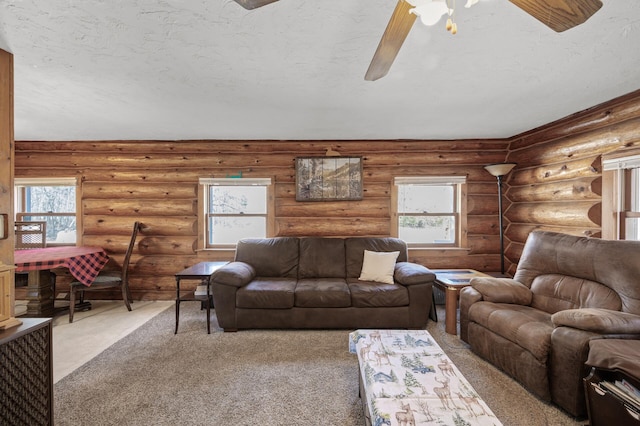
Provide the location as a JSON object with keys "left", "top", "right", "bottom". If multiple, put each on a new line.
{"left": 0, "top": 318, "right": 53, "bottom": 426}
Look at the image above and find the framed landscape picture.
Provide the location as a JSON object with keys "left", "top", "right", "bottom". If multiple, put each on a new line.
{"left": 296, "top": 156, "right": 363, "bottom": 201}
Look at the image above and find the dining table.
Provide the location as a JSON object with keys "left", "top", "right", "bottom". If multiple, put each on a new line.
{"left": 14, "top": 246, "right": 110, "bottom": 317}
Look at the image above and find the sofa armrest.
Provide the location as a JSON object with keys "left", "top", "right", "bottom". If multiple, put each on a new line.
{"left": 551, "top": 308, "right": 640, "bottom": 334}
{"left": 393, "top": 262, "right": 436, "bottom": 286}
{"left": 211, "top": 261, "right": 256, "bottom": 288}
{"left": 470, "top": 277, "right": 532, "bottom": 305}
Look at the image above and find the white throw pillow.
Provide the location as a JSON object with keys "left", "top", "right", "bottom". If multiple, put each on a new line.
{"left": 358, "top": 250, "right": 400, "bottom": 284}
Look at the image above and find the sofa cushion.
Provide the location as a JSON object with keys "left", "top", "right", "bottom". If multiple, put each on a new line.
{"left": 235, "top": 237, "right": 299, "bottom": 278}
{"left": 295, "top": 278, "right": 351, "bottom": 308}
{"left": 348, "top": 279, "right": 409, "bottom": 307}
{"left": 358, "top": 250, "right": 399, "bottom": 284}
{"left": 298, "top": 238, "right": 346, "bottom": 279}
{"left": 236, "top": 278, "right": 296, "bottom": 309}
{"left": 468, "top": 302, "right": 553, "bottom": 361}
{"left": 345, "top": 237, "right": 408, "bottom": 278}
{"left": 530, "top": 274, "right": 622, "bottom": 314}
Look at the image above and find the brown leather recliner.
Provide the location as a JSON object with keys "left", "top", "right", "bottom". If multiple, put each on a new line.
{"left": 459, "top": 231, "right": 640, "bottom": 418}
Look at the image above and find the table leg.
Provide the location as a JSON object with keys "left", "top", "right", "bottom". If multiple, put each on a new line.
{"left": 175, "top": 277, "right": 180, "bottom": 334}
{"left": 444, "top": 287, "right": 460, "bottom": 335}
{"left": 25, "top": 270, "right": 55, "bottom": 317}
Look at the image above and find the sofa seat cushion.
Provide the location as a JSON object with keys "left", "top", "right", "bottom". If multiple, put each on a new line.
{"left": 294, "top": 278, "right": 351, "bottom": 308}
{"left": 468, "top": 302, "right": 553, "bottom": 361}
{"left": 236, "top": 278, "right": 296, "bottom": 309}
{"left": 348, "top": 279, "right": 409, "bottom": 307}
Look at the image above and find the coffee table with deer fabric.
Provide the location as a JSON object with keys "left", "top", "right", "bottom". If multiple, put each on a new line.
{"left": 349, "top": 329, "right": 502, "bottom": 426}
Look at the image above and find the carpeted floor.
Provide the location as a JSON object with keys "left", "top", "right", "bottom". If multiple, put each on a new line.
{"left": 54, "top": 304, "right": 584, "bottom": 425}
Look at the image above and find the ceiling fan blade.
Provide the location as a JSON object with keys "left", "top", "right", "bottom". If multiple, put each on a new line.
{"left": 365, "top": 0, "right": 417, "bottom": 81}
{"left": 233, "top": 0, "right": 279, "bottom": 10}
{"left": 509, "top": 0, "right": 603, "bottom": 32}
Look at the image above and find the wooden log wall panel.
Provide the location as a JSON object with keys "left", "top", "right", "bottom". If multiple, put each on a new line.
{"left": 509, "top": 157, "right": 601, "bottom": 186}
{"left": 83, "top": 199, "right": 197, "bottom": 216}
{"left": 508, "top": 117, "right": 640, "bottom": 167}
{"left": 507, "top": 177, "right": 602, "bottom": 202}
{"left": 504, "top": 90, "right": 640, "bottom": 273}
{"left": 510, "top": 89, "right": 640, "bottom": 151}
{"left": 83, "top": 216, "right": 197, "bottom": 236}
{"left": 508, "top": 224, "right": 601, "bottom": 244}
{"left": 15, "top": 139, "right": 511, "bottom": 300}
{"left": 276, "top": 198, "right": 389, "bottom": 218}
{"left": 275, "top": 218, "right": 391, "bottom": 237}
{"left": 83, "top": 182, "right": 197, "bottom": 199}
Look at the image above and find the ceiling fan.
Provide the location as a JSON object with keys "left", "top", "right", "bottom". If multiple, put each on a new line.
{"left": 233, "top": 0, "right": 603, "bottom": 80}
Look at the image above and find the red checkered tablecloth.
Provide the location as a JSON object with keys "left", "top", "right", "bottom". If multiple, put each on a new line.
{"left": 15, "top": 246, "right": 110, "bottom": 286}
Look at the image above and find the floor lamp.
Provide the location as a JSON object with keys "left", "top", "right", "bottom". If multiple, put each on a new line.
{"left": 484, "top": 163, "right": 517, "bottom": 275}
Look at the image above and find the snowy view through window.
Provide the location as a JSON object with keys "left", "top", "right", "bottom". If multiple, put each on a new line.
{"left": 208, "top": 185, "right": 267, "bottom": 245}
{"left": 398, "top": 184, "right": 456, "bottom": 244}
{"left": 17, "top": 186, "right": 76, "bottom": 244}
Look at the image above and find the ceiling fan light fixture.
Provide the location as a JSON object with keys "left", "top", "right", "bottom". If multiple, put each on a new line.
{"left": 408, "top": 1, "right": 450, "bottom": 26}
{"left": 408, "top": 0, "right": 478, "bottom": 32}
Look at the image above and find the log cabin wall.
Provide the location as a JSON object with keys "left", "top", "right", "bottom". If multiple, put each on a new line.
{"left": 14, "top": 139, "right": 509, "bottom": 300}
{"left": 503, "top": 89, "right": 640, "bottom": 275}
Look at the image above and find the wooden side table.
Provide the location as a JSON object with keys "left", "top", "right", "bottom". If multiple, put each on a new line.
{"left": 432, "top": 269, "right": 491, "bottom": 335}
{"left": 175, "top": 261, "right": 228, "bottom": 334}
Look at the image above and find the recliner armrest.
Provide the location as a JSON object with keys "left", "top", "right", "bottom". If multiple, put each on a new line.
{"left": 551, "top": 308, "right": 640, "bottom": 334}
{"left": 393, "top": 262, "right": 436, "bottom": 286}
{"left": 470, "top": 277, "right": 532, "bottom": 305}
{"left": 211, "top": 261, "right": 256, "bottom": 288}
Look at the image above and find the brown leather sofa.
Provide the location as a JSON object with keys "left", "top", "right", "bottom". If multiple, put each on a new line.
{"left": 459, "top": 231, "right": 640, "bottom": 417}
{"left": 210, "top": 236, "right": 435, "bottom": 332}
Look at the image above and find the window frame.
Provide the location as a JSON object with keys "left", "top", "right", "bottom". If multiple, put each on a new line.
{"left": 392, "top": 176, "right": 467, "bottom": 248}
{"left": 14, "top": 177, "right": 79, "bottom": 247}
{"left": 602, "top": 150, "right": 640, "bottom": 240}
{"left": 198, "top": 177, "right": 274, "bottom": 249}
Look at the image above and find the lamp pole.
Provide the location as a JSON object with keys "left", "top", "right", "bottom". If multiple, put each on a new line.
{"left": 496, "top": 174, "right": 506, "bottom": 275}
{"left": 484, "top": 163, "right": 517, "bottom": 275}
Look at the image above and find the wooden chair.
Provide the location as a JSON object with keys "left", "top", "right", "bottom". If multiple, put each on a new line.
{"left": 14, "top": 221, "right": 57, "bottom": 291}
{"left": 15, "top": 221, "right": 47, "bottom": 249}
{"left": 68, "top": 222, "right": 141, "bottom": 323}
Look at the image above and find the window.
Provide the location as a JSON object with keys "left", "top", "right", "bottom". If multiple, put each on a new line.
{"left": 603, "top": 151, "right": 640, "bottom": 240}
{"left": 199, "top": 178, "right": 273, "bottom": 248}
{"left": 14, "top": 178, "right": 78, "bottom": 246}
{"left": 393, "top": 176, "right": 467, "bottom": 247}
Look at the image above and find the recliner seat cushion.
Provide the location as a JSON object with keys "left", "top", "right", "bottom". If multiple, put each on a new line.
{"left": 348, "top": 279, "right": 409, "bottom": 307}
{"left": 295, "top": 278, "right": 351, "bottom": 308}
{"left": 468, "top": 302, "right": 553, "bottom": 361}
{"left": 236, "top": 278, "right": 296, "bottom": 309}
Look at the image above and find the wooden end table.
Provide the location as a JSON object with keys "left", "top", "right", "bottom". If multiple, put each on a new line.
{"left": 174, "top": 261, "right": 228, "bottom": 334}
{"left": 432, "top": 269, "right": 491, "bottom": 335}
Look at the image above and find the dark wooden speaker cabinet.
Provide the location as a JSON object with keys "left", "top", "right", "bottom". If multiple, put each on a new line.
{"left": 0, "top": 318, "right": 53, "bottom": 426}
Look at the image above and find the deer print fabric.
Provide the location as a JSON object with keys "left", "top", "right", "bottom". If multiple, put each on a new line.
{"left": 349, "top": 330, "right": 502, "bottom": 426}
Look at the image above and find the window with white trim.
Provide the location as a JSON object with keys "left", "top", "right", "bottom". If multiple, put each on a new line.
{"left": 199, "top": 178, "right": 273, "bottom": 248}
{"left": 603, "top": 151, "right": 640, "bottom": 241}
{"left": 393, "top": 176, "right": 467, "bottom": 247}
{"left": 14, "top": 177, "right": 78, "bottom": 246}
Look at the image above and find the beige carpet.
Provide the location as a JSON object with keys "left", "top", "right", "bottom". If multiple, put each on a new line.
{"left": 53, "top": 304, "right": 584, "bottom": 425}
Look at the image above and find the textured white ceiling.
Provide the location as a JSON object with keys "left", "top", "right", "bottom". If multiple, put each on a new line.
{"left": 0, "top": 0, "right": 639, "bottom": 141}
